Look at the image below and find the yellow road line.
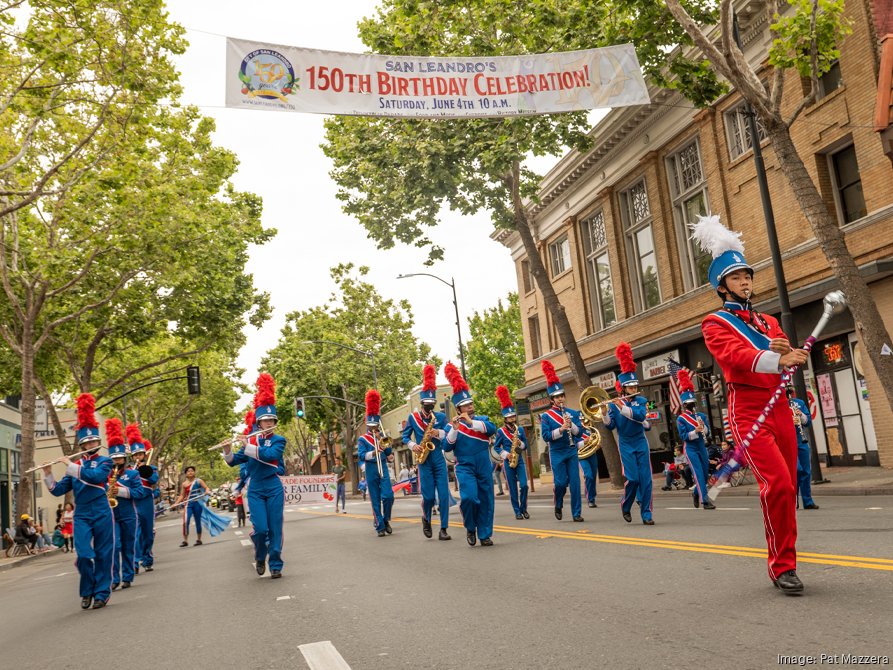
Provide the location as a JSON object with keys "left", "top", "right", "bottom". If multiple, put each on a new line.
{"left": 298, "top": 509, "right": 893, "bottom": 572}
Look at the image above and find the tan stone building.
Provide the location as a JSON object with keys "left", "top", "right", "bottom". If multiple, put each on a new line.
{"left": 495, "top": 0, "right": 893, "bottom": 474}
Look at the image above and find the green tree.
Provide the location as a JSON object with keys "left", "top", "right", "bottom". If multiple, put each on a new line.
{"left": 466, "top": 293, "right": 525, "bottom": 420}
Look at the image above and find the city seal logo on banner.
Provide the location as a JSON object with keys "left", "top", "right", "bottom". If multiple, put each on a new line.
{"left": 237, "top": 48, "right": 298, "bottom": 107}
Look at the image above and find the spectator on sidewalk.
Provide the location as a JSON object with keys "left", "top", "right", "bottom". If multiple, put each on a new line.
{"left": 333, "top": 456, "right": 347, "bottom": 513}
{"left": 61, "top": 502, "right": 74, "bottom": 553}
{"left": 398, "top": 464, "right": 410, "bottom": 495}
{"left": 16, "top": 514, "right": 38, "bottom": 552}
{"left": 55, "top": 503, "right": 63, "bottom": 525}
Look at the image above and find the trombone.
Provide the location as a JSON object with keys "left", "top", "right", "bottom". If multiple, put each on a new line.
{"left": 206, "top": 428, "right": 270, "bottom": 452}
{"left": 24, "top": 447, "right": 101, "bottom": 474}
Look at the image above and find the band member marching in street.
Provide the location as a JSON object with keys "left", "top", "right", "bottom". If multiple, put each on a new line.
{"left": 788, "top": 384, "right": 819, "bottom": 510}
{"left": 693, "top": 214, "right": 808, "bottom": 594}
{"left": 106, "top": 418, "right": 146, "bottom": 590}
{"left": 604, "top": 344, "right": 654, "bottom": 525}
{"left": 175, "top": 465, "right": 210, "bottom": 547}
{"left": 42, "top": 393, "right": 115, "bottom": 610}
{"left": 675, "top": 370, "right": 716, "bottom": 510}
{"left": 444, "top": 362, "right": 497, "bottom": 546}
{"left": 127, "top": 423, "right": 158, "bottom": 573}
{"left": 224, "top": 373, "right": 287, "bottom": 578}
{"left": 540, "top": 360, "right": 585, "bottom": 522}
{"left": 357, "top": 389, "right": 395, "bottom": 537}
{"left": 402, "top": 365, "right": 451, "bottom": 540}
{"left": 492, "top": 385, "right": 529, "bottom": 520}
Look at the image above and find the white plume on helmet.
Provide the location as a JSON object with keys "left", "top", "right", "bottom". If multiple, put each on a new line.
{"left": 689, "top": 214, "right": 744, "bottom": 258}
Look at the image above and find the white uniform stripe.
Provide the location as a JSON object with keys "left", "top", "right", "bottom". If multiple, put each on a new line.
{"left": 299, "top": 641, "right": 352, "bottom": 670}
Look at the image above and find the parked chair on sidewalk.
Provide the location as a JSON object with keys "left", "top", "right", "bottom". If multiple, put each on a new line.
{"left": 4, "top": 527, "right": 35, "bottom": 558}
{"left": 730, "top": 464, "right": 754, "bottom": 487}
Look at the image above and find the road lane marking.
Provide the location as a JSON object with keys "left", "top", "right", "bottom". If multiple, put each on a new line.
{"left": 665, "top": 507, "right": 751, "bottom": 511}
{"left": 298, "top": 509, "right": 893, "bottom": 572}
{"left": 299, "top": 641, "right": 352, "bottom": 670}
{"left": 240, "top": 539, "right": 252, "bottom": 547}
{"left": 34, "top": 572, "right": 70, "bottom": 581}
{"left": 277, "top": 595, "right": 291, "bottom": 601}
{"left": 235, "top": 531, "right": 243, "bottom": 535}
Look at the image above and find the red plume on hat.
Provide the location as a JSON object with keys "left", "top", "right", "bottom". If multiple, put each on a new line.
{"left": 125, "top": 423, "right": 144, "bottom": 446}
{"left": 105, "top": 418, "right": 125, "bottom": 447}
{"left": 541, "top": 360, "right": 560, "bottom": 386}
{"left": 76, "top": 393, "right": 98, "bottom": 430}
{"left": 144, "top": 439, "right": 153, "bottom": 453}
{"left": 243, "top": 409, "right": 256, "bottom": 435}
{"left": 365, "top": 389, "right": 381, "bottom": 416}
{"left": 678, "top": 369, "right": 695, "bottom": 394}
{"left": 254, "top": 373, "right": 276, "bottom": 408}
{"left": 422, "top": 364, "right": 437, "bottom": 392}
{"left": 444, "top": 362, "right": 469, "bottom": 394}
{"left": 495, "top": 385, "right": 513, "bottom": 410}
{"left": 615, "top": 342, "right": 637, "bottom": 374}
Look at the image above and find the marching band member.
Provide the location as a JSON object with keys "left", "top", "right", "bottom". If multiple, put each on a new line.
{"left": 492, "top": 385, "right": 529, "bottom": 520}
{"left": 604, "top": 344, "right": 654, "bottom": 525}
{"left": 576, "top": 429, "right": 598, "bottom": 509}
{"left": 539, "top": 360, "right": 584, "bottom": 522}
{"left": 443, "top": 362, "right": 497, "bottom": 546}
{"left": 675, "top": 371, "right": 716, "bottom": 510}
{"left": 175, "top": 465, "right": 210, "bottom": 547}
{"left": 106, "top": 418, "right": 146, "bottom": 590}
{"left": 693, "top": 214, "right": 808, "bottom": 594}
{"left": 224, "top": 373, "right": 287, "bottom": 578}
{"left": 357, "top": 389, "right": 394, "bottom": 537}
{"left": 401, "top": 365, "right": 451, "bottom": 540}
{"left": 127, "top": 424, "right": 158, "bottom": 573}
{"left": 787, "top": 384, "right": 819, "bottom": 510}
{"left": 42, "top": 393, "right": 115, "bottom": 609}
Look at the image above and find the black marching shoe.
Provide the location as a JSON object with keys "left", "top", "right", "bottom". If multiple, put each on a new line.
{"left": 554, "top": 507, "right": 563, "bottom": 521}
{"left": 702, "top": 500, "right": 716, "bottom": 510}
{"left": 693, "top": 496, "right": 700, "bottom": 509}
{"left": 270, "top": 570, "right": 282, "bottom": 579}
{"left": 179, "top": 541, "right": 188, "bottom": 547}
{"left": 466, "top": 530, "right": 477, "bottom": 547}
{"left": 121, "top": 581, "right": 131, "bottom": 589}
{"left": 256, "top": 561, "right": 266, "bottom": 576}
{"left": 144, "top": 566, "right": 154, "bottom": 572}
{"left": 81, "top": 597, "right": 93, "bottom": 610}
{"left": 384, "top": 522, "right": 393, "bottom": 535}
{"left": 377, "top": 530, "right": 387, "bottom": 537}
{"left": 194, "top": 539, "right": 203, "bottom": 546}
{"left": 422, "top": 516, "right": 433, "bottom": 538}
{"left": 522, "top": 511, "right": 530, "bottom": 519}
{"left": 588, "top": 501, "right": 597, "bottom": 508}
{"left": 480, "top": 538, "right": 493, "bottom": 547}
{"left": 438, "top": 528, "right": 451, "bottom": 541}
{"left": 622, "top": 512, "right": 632, "bottom": 523}
{"left": 92, "top": 599, "right": 107, "bottom": 609}
{"left": 773, "top": 570, "right": 804, "bottom": 595}
{"left": 643, "top": 519, "right": 655, "bottom": 525}
{"left": 573, "top": 516, "right": 584, "bottom": 522}
{"left": 134, "top": 565, "right": 140, "bottom": 575}
{"left": 803, "top": 503, "right": 820, "bottom": 510}
{"left": 112, "top": 582, "right": 120, "bottom": 591}
{"left": 515, "top": 513, "right": 524, "bottom": 520}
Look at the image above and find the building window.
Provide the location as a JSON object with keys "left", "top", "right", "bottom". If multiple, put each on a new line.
{"left": 619, "top": 179, "right": 661, "bottom": 311}
{"left": 829, "top": 144, "right": 866, "bottom": 224}
{"left": 580, "top": 210, "right": 616, "bottom": 330}
{"left": 667, "top": 140, "right": 712, "bottom": 288}
{"left": 818, "top": 60, "right": 842, "bottom": 99}
{"left": 548, "top": 235, "right": 571, "bottom": 277}
{"left": 527, "top": 316, "right": 542, "bottom": 359}
{"left": 724, "top": 102, "right": 768, "bottom": 160}
{"left": 520, "top": 259, "right": 533, "bottom": 294}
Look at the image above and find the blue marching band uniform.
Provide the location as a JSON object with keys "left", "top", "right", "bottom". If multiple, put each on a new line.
{"left": 224, "top": 372, "right": 286, "bottom": 578}
{"left": 105, "top": 418, "right": 147, "bottom": 590}
{"left": 42, "top": 393, "right": 115, "bottom": 610}
{"left": 493, "top": 385, "right": 529, "bottom": 520}
{"left": 540, "top": 359, "right": 585, "bottom": 522}
{"left": 605, "top": 343, "right": 655, "bottom": 525}
{"left": 127, "top": 424, "right": 158, "bottom": 573}
{"left": 358, "top": 389, "right": 395, "bottom": 537}
{"left": 443, "top": 362, "right": 497, "bottom": 547}
{"left": 675, "top": 370, "right": 716, "bottom": 511}
{"left": 577, "top": 435, "right": 599, "bottom": 509}
{"left": 402, "top": 364, "right": 451, "bottom": 540}
{"left": 789, "top": 389, "right": 819, "bottom": 510}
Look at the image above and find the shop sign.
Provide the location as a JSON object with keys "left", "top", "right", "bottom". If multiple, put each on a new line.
{"left": 817, "top": 373, "right": 838, "bottom": 427}
{"left": 528, "top": 391, "right": 551, "bottom": 412}
{"left": 590, "top": 371, "right": 616, "bottom": 390}
{"left": 642, "top": 350, "right": 680, "bottom": 380}
{"left": 646, "top": 410, "right": 660, "bottom": 422}
{"left": 821, "top": 339, "right": 848, "bottom": 367}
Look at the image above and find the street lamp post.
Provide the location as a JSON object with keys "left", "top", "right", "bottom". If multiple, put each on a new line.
{"left": 397, "top": 273, "right": 467, "bottom": 379}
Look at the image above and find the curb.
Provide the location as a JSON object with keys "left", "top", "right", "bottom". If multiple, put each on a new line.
{"left": 0, "top": 547, "right": 65, "bottom": 573}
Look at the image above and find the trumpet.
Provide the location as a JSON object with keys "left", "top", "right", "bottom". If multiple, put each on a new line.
{"left": 207, "top": 428, "right": 270, "bottom": 451}
{"left": 24, "top": 447, "right": 101, "bottom": 474}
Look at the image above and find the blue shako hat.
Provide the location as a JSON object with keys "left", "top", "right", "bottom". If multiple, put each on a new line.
{"left": 105, "top": 418, "right": 127, "bottom": 457}
{"left": 689, "top": 214, "right": 753, "bottom": 290}
{"left": 541, "top": 360, "right": 564, "bottom": 397}
{"left": 365, "top": 389, "right": 381, "bottom": 426}
{"left": 126, "top": 423, "right": 146, "bottom": 454}
{"left": 495, "top": 385, "right": 516, "bottom": 418}
{"left": 444, "top": 362, "right": 473, "bottom": 408}
{"left": 254, "top": 373, "right": 278, "bottom": 422}
{"left": 75, "top": 393, "right": 101, "bottom": 445}
{"left": 616, "top": 342, "right": 639, "bottom": 387}
{"left": 420, "top": 364, "right": 437, "bottom": 403}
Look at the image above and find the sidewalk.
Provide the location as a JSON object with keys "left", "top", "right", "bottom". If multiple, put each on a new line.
{"left": 0, "top": 546, "right": 66, "bottom": 573}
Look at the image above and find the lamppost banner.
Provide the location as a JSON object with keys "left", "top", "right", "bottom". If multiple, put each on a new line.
{"left": 225, "top": 38, "right": 650, "bottom": 118}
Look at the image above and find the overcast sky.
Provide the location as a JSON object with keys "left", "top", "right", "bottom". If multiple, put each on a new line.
{"left": 165, "top": 1, "right": 547, "bottom": 393}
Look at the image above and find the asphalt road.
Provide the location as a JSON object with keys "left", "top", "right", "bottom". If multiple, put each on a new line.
{"left": 1, "top": 493, "right": 891, "bottom": 670}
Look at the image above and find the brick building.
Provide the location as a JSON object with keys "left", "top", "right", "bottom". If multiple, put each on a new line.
{"left": 495, "top": 0, "right": 893, "bottom": 474}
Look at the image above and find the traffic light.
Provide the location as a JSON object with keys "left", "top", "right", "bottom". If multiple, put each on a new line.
{"left": 294, "top": 397, "right": 305, "bottom": 419}
{"left": 186, "top": 365, "right": 201, "bottom": 395}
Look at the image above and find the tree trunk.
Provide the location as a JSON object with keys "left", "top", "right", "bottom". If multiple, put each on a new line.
{"left": 16, "top": 332, "right": 36, "bottom": 517}
{"left": 767, "top": 123, "right": 893, "bottom": 416}
{"left": 510, "top": 162, "right": 625, "bottom": 488}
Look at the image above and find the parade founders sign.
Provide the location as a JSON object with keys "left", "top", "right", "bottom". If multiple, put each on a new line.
{"left": 225, "top": 37, "right": 650, "bottom": 118}
{"left": 280, "top": 475, "right": 337, "bottom": 505}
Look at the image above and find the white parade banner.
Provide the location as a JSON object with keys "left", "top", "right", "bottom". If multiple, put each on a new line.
{"left": 280, "top": 475, "right": 337, "bottom": 505}
{"left": 225, "top": 37, "right": 650, "bottom": 118}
